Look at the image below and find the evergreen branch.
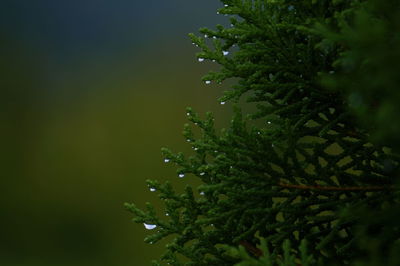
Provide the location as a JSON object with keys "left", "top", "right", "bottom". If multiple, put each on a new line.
{"left": 127, "top": 1, "right": 400, "bottom": 265}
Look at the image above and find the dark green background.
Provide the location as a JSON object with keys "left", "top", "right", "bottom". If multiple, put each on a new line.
{"left": 0, "top": 1, "right": 231, "bottom": 265}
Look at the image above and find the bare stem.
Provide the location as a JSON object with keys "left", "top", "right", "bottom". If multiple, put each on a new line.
{"left": 278, "top": 183, "right": 395, "bottom": 191}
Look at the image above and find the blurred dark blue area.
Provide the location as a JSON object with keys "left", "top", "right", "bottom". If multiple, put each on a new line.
{"left": 0, "top": 1, "right": 231, "bottom": 265}
{"left": 1, "top": 0, "right": 224, "bottom": 100}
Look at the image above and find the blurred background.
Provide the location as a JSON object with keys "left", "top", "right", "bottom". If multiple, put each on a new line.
{"left": 0, "top": 1, "right": 232, "bottom": 265}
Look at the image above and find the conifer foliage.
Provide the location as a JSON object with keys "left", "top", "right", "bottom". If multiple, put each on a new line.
{"left": 125, "top": 0, "right": 400, "bottom": 265}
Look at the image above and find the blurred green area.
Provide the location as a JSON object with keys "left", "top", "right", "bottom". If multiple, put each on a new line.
{"left": 0, "top": 2, "right": 231, "bottom": 265}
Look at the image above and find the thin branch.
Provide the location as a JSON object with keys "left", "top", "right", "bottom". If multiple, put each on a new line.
{"left": 239, "top": 240, "right": 302, "bottom": 265}
{"left": 278, "top": 182, "right": 396, "bottom": 191}
{"left": 239, "top": 240, "right": 263, "bottom": 258}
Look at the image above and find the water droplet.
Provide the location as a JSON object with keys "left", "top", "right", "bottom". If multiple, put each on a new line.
{"left": 220, "top": 101, "right": 226, "bottom": 105}
{"left": 165, "top": 213, "right": 169, "bottom": 216}
{"left": 178, "top": 173, "right": 185, "bottom": 178}
{"left": 224, "top": 4, "right": 228, "bottom": 7}
{"left": 205, "top": 80, "right": 211, "bottom": 85}
{"left": 149, "top": 187, "right": 156, "bottom": 192}
{"left": 257, "top": 131, "right": 261, "bottom": 135}
{"left": 164, "top": 158, "right": 170, "bottom": 163}
{"left": 198, "top": 58, "right": 204, "bottom": 62}
{"left": 186, "top": 112, "right": 190, "bottom": 116}
{"left": 144, "top": 223, "right": 157, "bottom": 230}
{"left": 200, "top": 191, "right": 205, "bottom": 195}
{"left": 213, "top": 36, "right": 217, "bottom": 39}
{"left": 199, "top": 172, "right": 205, "bottom": 176}
{"left": 223, "top": 51, "right": 229, "bottom": 56}
{"left": 269, "top": 73, "right": 274, "bottom": 80}
{"left": 212, "top": 59, "right": 216, "bottom": 62}
{"left": 187, "top": 139, "right": 191, "bottom": 142}
{"left": 267, "top": 121, "right": 272, "bottom": 124}
{"left": 204, "top": 34, "right": 208, "bottom": 38}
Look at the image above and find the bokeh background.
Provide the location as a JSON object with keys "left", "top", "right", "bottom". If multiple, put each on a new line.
{"left": 0, "top": 1, "right": 232, "bottom": 265}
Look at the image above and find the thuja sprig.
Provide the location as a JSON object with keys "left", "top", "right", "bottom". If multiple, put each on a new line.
{"left": 126, "top": 0, "right": 400, "bottom": 265}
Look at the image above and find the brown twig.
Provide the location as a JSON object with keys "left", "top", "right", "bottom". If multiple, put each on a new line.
{"left": 278, "top": 182, "right": 395, "bottom": 191}
{"left": 239, "top": 240, "right": 301, "bottom": 265}
{"left": 239, "top": 240, "right": 263, "bottom": 258}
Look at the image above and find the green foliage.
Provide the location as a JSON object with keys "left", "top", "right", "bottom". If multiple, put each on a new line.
{"left": 126, "top": 0, "right": 400, "bottom": 265}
